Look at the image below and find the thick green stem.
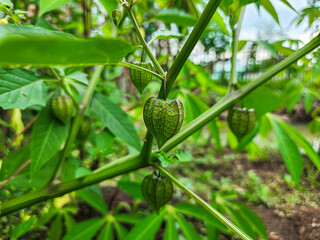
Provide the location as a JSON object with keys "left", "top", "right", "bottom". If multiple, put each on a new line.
{"left": 124, "top": 5, "right": 165, "bottom": 76}
{"left": 1, "top": 154, "right": 144, "bottom": 216}
{"left": 160, "top": 33, "right": 320, "bottom": 152}
{"left": 158, "top": 0, "right": 222, "bottom": 99}
{"left": 152, "top": 164, "right": 252, "bottom": 240}
{"left": 229, "top": 7, "right": 245, "bottom": 92}
{"left": 50, "top": 66, "right": 104, "bottom": 182}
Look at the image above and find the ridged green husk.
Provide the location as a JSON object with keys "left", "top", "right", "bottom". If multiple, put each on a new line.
{"left": 142, "top": 172, "right": 173, "bottom": 213}
{"left": 77, "top": 117, "right": 91, "bottom": 140}
{"left": 129, "top": 62, "right": 153, "bottom": 94}
{"left": 143, "top": 97, "right": 184, "bottom": 148}
{"left": 227, "top": 106, "right": 256, "bottom": 140}
{"left": 51, "top": 95, "right": 73, "bottom": 125}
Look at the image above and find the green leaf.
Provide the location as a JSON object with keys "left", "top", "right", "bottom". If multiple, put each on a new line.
{"left": 243, "top": 87, "right": 280, "bottom": 119}
{"left": 77, "top": 188, "right": 109, "bottom": 215}
{"left": 49, "top": 214, "right": 63, "bottom": 240}
{"left": 277, "top": 121, "right": 320, "bottom": 172}
{"left": 62, "top": 218, "right": 106, "bottom": 240}
{"left": 212, "top": 10, "right": 229, "bottom": 35}
{"left": 164, "top": 210, "right": 179, "bottom": 240}
{"left": 113, "top": 221, "right": 127, "bottom": 240}
{"left": 0, "top": 145, "right": 30, "bottom": 181}
{"left": 31, "top": 107, "right": 69, "bottom": 178}
{"left": 270, "top": 116, "right": 303, "bottom": 187}
{"left": 0, "top": 68, "right": 47, "bottom": 110}
{"left": 239, "top": 0, "right": 259, "bottom": 6}
{"left": 279, "top": 0, "right": 297, "bottom": 13}
{"left": 237, "top": 123, "right": 259, "bottom": 152}
{"left": 118, "top": 180, "right": 144, "bottom": 200}
{"left": 10, "top": 216, "right": 36, "bottom": 240}
{"left": 125, "top": 212, "right": 165, "bottom": 240}
{"left": 205, "top": 220, "right": 220, "bottom": 240}
{"left": 0, "top": 25, "right": 134, "bottom": 67}
{"left": 149, "top": 29, "right": 185, "bottom": 45}
{"left": 304, "top": 91, "right": 313, "bottom": 113}
{"left": 236, "top": 203, "right": 268, "bottom": 240}
{"left": 0, "top": 0, "right": 13, "bottom": 10}
{"left": 0, "top": 128, "right": 7, "bottom": 155}
{"left": 153, "top": 9, "right": 196, "bottom": 26}
{"left": 91, "top": 93, "right": 141, "bottom": 150}
{"left": 115, "top": 214, "right": 143, "bottom": 225}
{"left": 208, "top": 119, "right": 222, "bottom": 153}
{"left": 174, "top": 203, "right": 228, "bottom": 231}
{"left": 97, "top": 221, "right": 114, "bottom": 240}
{"left": 260, "top": 0, "right": 279, "bottom": 24}
{"left": 174, "top": 213, "right": 202, "bottom": 240}
{"left": 255, "top": 40, "right": 279, "bottom": 59}
{"left": 98, "top": 0, "right": 118, "bottom": 18}
{"left": 39, "top": 0, "right": 72, "bottom": 15}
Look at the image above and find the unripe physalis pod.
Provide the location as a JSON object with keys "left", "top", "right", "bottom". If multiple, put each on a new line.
{"left": 77, "top": 117, "right": 91, "bottom": 140}
{"left": 51, "top": 96, "right": 74, "bottom": 125}
{"left": 130, "top": 62, "right": 153, "bottom": 94}
{"left": 143, "top": 97, "right": 184, "bottom": 149}
{"left": 227, "top": 106, "right": 256, "bottom": 141}
{"left": 142, "top": 172, "right": 173, "bottom": 213}
{"left": 112, "top": 9, "right": 121, "bottom": 26}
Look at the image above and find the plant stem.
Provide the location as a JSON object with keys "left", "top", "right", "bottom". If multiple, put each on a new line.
{"left": 124, "top": 4, "right": 165, "bottom": 76}
{"left": 158, "top": 0, "right": 222, "bottom": 99}
{"left": 160, "top": 33, "right": 320, "bottom": 152}
{"left": 229, "top": 7, "right": 245, "bottom": 93}
{"left": 0, "top": 154, "right": 144, "bottom": 216}
{"left": 152, "top": 164, "right": 252, "bottom": 240}
{"left": 116, "top": 61, "right": 164, "bottom": 80}
{"left": 49, "top": 65, "right": 104, "bottom": 182}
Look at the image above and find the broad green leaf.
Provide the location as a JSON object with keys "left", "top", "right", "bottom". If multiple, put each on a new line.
{"left": 125, "top": 212, "right": 165, "bottom": 240}
{"left": 77, "top": 188, "right": 109, "bottom": 215}
{"left": 164, "top": 211, "right": 179, "bottom": 240}
{"left": 0, "top": 25, "right": 134, "bottom": 67}
{"left": 62, "top": 218, "right": 106, "bottom": 240}
{"left": 97, "top": 221, "right": 114, "bottom": 240}
{"left": 0, "top": 145, "right": 30, "bottom": 181}
{"left": 0, "top": 128, "right": 7, "bottom": 155}
{"left": 0, "top": 68, "right": 47, "bottom": 110}
{"left": 278, "top": 121, "right": 320, "bottom": 172}
{"left": 10, "top": 216, "right": 36, "bottom": 240}
{"left": 115, "top": 214, "right": 144, "bottom": 225}
{"left": 113, "top": 221, "right": 127, "bottom": 240}
{"left": 31, "top": 107, "right": 69, "bottom": 178}
{"left": 49, "top": 214, "right": 63, "bottom": 240}
{"left": 91, "top": 93, "right": 141, "bottom": 150}
{"left": 208, "top": 119, "right": 222, "bottom": 153}
{"left": 212, "top": 10, "right": 229, "bottom": 35}
{"left": 260, "top": 0, "right": 279, "bottom": 24}
{"left": 236, "top": 203, "right": 268, "bottom": 240}
{"left": 243, "top": 87, "right": 280, "bottom": 119}
{"left": 174, "top": 213, "right": 202, "bottom": 240}
{"left": 0, "top": 0, "right": 13, "bottom": 10}
{"left": 237, "top": 124, "right": 259, "bottom": 152}
{"left": 205, "top": 220, "right": 220, "bottom": 240}
{"left": 39, "top": 0, "right": 72, "bottom": 15}
{"left": 118, "top": 180, "right": 144, "bottom": 200}
{"left": 270, "top": 116, "right": 303, "bottom": 187}
{"left": 239, "top": 0, "right": 259, "bottom": 6}
{"left": 224, "top": 205, "right": 257, "bottom": 240}
{"left": 98, "top": 0, "right": 118, "bottom": 18}
{"left": 312, "top": 57, "right": 320, "bottom": 77}
{"left": 183, "top": 93, "right": 207, "bottom": 142}
{"left": 64, "top": 212, "right": 77, "bottom": 232}
{"left": 238, "top": 40, "right": 248, "bottom": 52}
{"left": 153, "top": 9, "right": 196, "bottom": 26}
{"left": 304, "top": 91, "right": 313, "bottom": 113}
{"left": 149, "top": 29, "right": 185, "bottom": 45}
{"left": 174, "top": 203, "right": 228, "bottom": 231}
